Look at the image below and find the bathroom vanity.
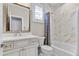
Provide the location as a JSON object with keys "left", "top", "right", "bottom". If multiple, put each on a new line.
{"left": 0, "top": 3, "right": 45, "bottom": 56}
{"left": 0, "top": 3, "right": 39, "bottom": 56}
{"left": 1, "top": 34, "right": 44, "bottom": 56}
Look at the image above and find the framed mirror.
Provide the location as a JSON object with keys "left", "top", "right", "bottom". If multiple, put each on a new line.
{"left": 3, "top": 3, "right": 30, "bottom": 32}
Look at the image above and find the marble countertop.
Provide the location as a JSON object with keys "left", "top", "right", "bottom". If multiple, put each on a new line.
{"left": 2, "top": 35, "right": 45, "bottom": 42}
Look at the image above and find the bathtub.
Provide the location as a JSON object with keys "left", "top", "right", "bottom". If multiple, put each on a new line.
{"left": 51, "top": 41, "right": 77, "bottom": 56}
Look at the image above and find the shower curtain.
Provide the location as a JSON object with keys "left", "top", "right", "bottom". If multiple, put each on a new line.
{"left": 44, "top": 12, "right": 50, "bottom": 46}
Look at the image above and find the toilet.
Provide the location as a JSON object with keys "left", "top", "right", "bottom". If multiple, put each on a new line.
{"left": 39, "top": 38, "right": 53, "bottom": 56}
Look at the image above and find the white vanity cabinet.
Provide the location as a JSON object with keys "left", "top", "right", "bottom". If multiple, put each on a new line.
{"left": 3, "top": 38, "right": 39, "bottom": 56}
{"left": 19, "top": 45, "right": 38, "bottom": 56}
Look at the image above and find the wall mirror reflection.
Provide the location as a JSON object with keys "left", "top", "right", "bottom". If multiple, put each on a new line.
{"left": 3, "top": 3, "right": 30, "bottom": 32}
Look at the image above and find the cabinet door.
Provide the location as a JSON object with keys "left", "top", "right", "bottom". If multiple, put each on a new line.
{"left": 19, "top": 48, "right": 27, "bottom": 56}
{"left": 0, "top": 44, "right": 3, "bottom": 56}
{"left": 27, "top": 46, "right": 38, "bottom": 56}
{"left": 19, "top": 46, "right": 38, "bottom": 56}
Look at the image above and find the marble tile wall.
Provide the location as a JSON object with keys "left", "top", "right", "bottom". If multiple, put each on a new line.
{"left": 52, "top": 4, "right": 79, "bottom": 45}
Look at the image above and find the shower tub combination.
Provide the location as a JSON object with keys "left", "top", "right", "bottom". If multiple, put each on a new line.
{"left": 51, "top": 41, "right": 77, "bottom": 56}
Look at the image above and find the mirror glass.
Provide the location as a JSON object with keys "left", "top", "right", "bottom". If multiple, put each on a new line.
{"left": 3, "top": 3, "right": 30, "bottom": 32}
{"left": 10, "top": 16, "right": 22, "bottom": 32}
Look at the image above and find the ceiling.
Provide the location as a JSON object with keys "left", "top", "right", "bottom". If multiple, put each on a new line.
{"left": 48, "top": 3, "right": 64, "bottom": 10}
{"left": 31, "top": 3, "right": 65, "bottom": 11}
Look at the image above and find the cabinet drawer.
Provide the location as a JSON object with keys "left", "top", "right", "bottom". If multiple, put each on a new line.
{"left": 3, "top": 41, "right": 14, "bottom": 51}
{"left": 4, "top": 51, "right": 19, "bottom": 56}
{"left": 14, "top": 40, "right": 28, "bottom": 48}
{"left": 3, "top": 49, "right": 20, "bottom": 56}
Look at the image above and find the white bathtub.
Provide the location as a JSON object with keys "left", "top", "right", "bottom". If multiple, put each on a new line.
{"left": 51, "top": 41, "right": 77, "bottom": 56}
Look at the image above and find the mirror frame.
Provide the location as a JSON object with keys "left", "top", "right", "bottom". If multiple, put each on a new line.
{"left": 3, "top": 3, "right": 31, "bottom": 33}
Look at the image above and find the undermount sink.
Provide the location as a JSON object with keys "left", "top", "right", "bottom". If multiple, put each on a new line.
{"left": 2, "top": 35, "right": 39, "bottom": 42}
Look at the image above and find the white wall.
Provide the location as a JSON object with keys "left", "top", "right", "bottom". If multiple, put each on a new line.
{"left": 0, "top": 3, "right": 3, "bottom": 33}
{"left": 0, "top": 3, "right": 3, "bottom": 56}
{"left": 31, "top": 3, "right": 52, "bottom": 36}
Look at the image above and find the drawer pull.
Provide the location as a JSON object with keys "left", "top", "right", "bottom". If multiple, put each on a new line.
{"left": 1, "top": 44, "right": 9, "bottom": 48}
{"left": 1, "top": 44, "right": 5, "bottom": 48}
